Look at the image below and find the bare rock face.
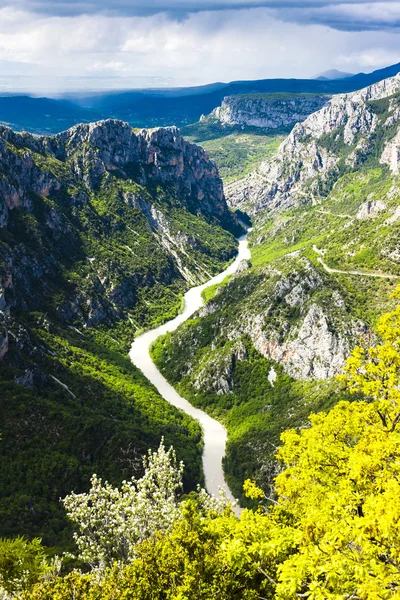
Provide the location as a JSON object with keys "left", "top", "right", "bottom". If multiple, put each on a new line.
{"left": 211, "top": 94, "right": 331, "bottom": 130}
{"left": 0, "top": 120, "right": 238, "bottom": 232}
{"left": 241, "top": 289, "right": 364, "bottom": 380}
{"left": 189, "top": 256, "right": 366, "bottom": 383}
{"left": 227, "top": 73, "right": 400, "bottom": 215}
{"left": 0, "top": 327, "right": 8, "bottom": 360}
{"left": 270, "top": 304, "right": 362, "bottom": 379}
{"left": 193, "top": 339, "right": 248, "bottom": 394}
{"left": 0, "top": 127, "right": 62, "bottom": 227}
{"left": 356, "top": 200, "right": 387, "bottom": 219}
{"left": 0, "top": 119, "right": 240, "bottom": 335}
{"left": 14, "top": 369, "right": 34, "bottom": 388}
{"left": 380, "top": 128, "right": 400, "bottom": 174}
{"left": 52, "top": 121, "right": 234, "bottom": 230}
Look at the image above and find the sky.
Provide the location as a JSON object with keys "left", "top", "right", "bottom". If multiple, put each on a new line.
{"left": 0, "top": 0, "right": 399, "bottom": 93}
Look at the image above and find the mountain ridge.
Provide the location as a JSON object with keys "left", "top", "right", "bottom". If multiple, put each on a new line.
{"left": 151, "top": 69, "right": 400, "bottom": 501}
{"left": 2, "top": 62, "right": 400, "bottom": 134}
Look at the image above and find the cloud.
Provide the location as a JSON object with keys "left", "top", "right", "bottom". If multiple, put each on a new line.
{"left": 278, "top": 2, "right": 400, "bottom": 31}
{"left": 4, "top": 0, "right": 400, "bottom": 28}
{"left": 0, "top": 4, "right": 399, "bottom": 93}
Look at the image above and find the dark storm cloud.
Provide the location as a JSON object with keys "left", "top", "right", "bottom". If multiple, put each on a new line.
{"left": 4, "top": 0, "right": 400, "bottom": 31}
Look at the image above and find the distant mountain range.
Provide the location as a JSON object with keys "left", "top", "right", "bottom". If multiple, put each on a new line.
{"left": 0, "top": 62, "right": 399, "bottom": 134}
{"left": 313, "top": 69, "right": 354, "bottom": 80}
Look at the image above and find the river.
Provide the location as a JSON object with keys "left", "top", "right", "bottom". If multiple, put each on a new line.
{"left": 129, "top": 232, "right": 250, "bottom": 503}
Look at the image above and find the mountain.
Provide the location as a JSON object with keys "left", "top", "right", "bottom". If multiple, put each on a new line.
{"left": 0, "top": 95, "right": 95, "bottom": 133}
{"left": 227, "top": 73, "right": 400, "bottom": 215}
{"left": 151, "top": 72, "right": 400, "bottom": 502}
{"left": 314, "top": 69, "right": 354, "bottom": 80}
{"left": 2, "top": 62, "right": 400, "bottom": 134}
{"left": 0, "top": 119, "right": 241, "bottom": 549}
{"left": 204, "top": 93, "right": 331, "bottom": 130}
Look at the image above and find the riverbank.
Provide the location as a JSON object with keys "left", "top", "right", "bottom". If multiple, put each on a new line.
{"left": 129, "top": 233, "right": 250, "bottom": 503}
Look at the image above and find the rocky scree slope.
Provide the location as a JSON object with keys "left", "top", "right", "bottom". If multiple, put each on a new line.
{"left": 208, "top": 93, "right": 331, "bottom": 131}
{"left": 0, "top": 119, "right": 239, "bottom": 549}
{"left": 152, "top": 74, "right": 400, "bottom": 502}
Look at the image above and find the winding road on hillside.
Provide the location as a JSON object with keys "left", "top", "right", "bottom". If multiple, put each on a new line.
{"left": 130, "top": 232, "right": 251, "bottom": 504}
{"left": 313, "top": 245, "right": 400, "bottom": 280}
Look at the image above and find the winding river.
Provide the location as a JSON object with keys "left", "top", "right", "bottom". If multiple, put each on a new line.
{"left": 129, "top": 232, "right": 250, "bottom": 503}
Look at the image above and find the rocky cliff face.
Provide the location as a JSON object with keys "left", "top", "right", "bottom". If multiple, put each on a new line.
{"left": 0, "top": 120, "right": 218, "bottom": 546}
{"left": 0, "top": 120, "right": 236, "bottom": 231}
{"left": 168, "top": 253, "right": 366, "bottom": 389}
{"left": 227, "top": 73, "right": 400, "bottom": 214}
{"left": 0, "top": 120, "right": 240, "bottom": 359}
{"left": 210, "top": 94, "right": 330, "bottom": 130}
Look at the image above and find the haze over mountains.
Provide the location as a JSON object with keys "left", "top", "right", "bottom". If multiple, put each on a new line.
{"left": 314, "top": 69, "right": 355, "bottom": 80}
{"left": 1, "top": 61, "right": 400, "bottom": 134}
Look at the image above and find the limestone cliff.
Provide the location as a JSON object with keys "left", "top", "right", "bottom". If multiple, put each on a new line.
{"left": 0, "top": 120, "right": 237, "bottom": 231}
{"left": 227, "top": 73, "right": 400, "bottom": 214}
{"left": 0, "top": 120, "right": 240, "bottom": 357}
{"left": 210, "top": 94, "right": 330, "bottom": 130}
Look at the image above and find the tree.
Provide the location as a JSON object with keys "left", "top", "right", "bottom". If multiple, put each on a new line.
{"left": 62, "top": 439, "right": 184, "bottom": 570}
{"left": 25, "top": 291, "right": 400, "bottom": 599}
{"left": 0, "top": 537, "right": 50, "bottom": 595}
{"left": 269, "top": 291, "right": 400, "bottom": 599}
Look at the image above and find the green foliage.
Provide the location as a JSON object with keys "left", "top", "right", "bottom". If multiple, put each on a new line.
{"left": 0, "top": 133, "right": 239, "bottom": 554}
{"left": 0, "top": 537, "right": 50, "bottom": 594}
{"left": 24, "top": 502, "right": 271, "bottom": 600}
{"left": 63, "top": 441, "right": 185, "bottom": 569}
{"left": 200, "top": 274, "right": 232, "bottom": 303}
{"left": 182, "top": 123, "right": 283, "bottom": 183}
{"left": 151, "top": 325, "right": 350, "bottom": 503}
{"left": 252, "top": 167, "right": 400, "bottom": 278}
{"left": 25, "top": 295, "right": 400, "bottom": 599}
{"left": 0, "top": 322, "right": 203, "bottom": 552}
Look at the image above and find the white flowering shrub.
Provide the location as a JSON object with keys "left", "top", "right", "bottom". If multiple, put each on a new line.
{"left": 195, "top": 486, "right": 234, "bottom": 516}
{"left": 63, "top": 439, "right": 184, "bottom": 569}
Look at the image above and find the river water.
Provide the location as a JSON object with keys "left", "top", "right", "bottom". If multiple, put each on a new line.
{"left": 129, "top": 232, "right": 250, "bottom": 503}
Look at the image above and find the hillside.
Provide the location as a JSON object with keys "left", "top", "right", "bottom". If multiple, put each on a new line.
{"left": 181, "top": 94, "right": 330, "bottom": 185}
{"left": 152, "top": 73, "right": 400, "bottom": 502}
{"left": 0, "top": 120, "right": 240, "bottom": 550}
{"left": 181, "top": 120, "right": 284, "bottom": 185}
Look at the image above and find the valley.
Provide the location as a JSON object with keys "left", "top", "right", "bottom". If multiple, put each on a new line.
{"left": 2, "top": 58, "right": 400, "bottom": 600}
{"left": 182, "top": 122, "right": 284, "bottom": 185}
{"left": 0, "top": 120, "right": 241, "bottom": 550}
{"left": 151, "top": 73, "right": 400, "bottom": 503}
{"left": 130, "top": 232, "right": 250, "bottom": 502}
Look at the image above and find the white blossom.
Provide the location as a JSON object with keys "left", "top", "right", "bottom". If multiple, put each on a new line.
{"left": 62, "top": 439, "right": 183, "bottom": 570}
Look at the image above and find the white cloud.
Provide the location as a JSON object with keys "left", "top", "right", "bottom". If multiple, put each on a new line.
{"left": 0, "top": 5, "right": 398, "bottom": 92}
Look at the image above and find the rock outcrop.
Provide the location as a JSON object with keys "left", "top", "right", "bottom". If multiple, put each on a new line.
{"left": 167, "top": 254, "right": 366, "bottom": 384}
{"left": 210, "top": 94, "right": 330, "bottom": 130}
{"left": 227, "top": 73, "right": 400, "bottom": 215}
{"left": 0, "top": 119, "right": 240, "bottom": 333}
{"left": 0, "top": 327, "right": 8, "bottom": 360}
{"left": 0, "top": 120, "right": 237, "bottom": 232}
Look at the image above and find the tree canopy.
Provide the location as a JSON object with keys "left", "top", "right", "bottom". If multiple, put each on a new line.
{"left": 12, "top": 289, "right": 400, "bottom": 599}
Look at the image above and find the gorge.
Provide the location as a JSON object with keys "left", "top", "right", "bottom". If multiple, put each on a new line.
{"left": 130, "top": 231, "right": 250, "bottom": 502}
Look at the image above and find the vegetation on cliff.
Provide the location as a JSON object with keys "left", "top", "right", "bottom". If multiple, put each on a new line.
{"left": 153, "top": 79, "right": 400, "bottom": 502}
{"left": 3, "top": 292, "right": 400, "bottom": 599}
{"left": 0, "top": 121, "right": 239, "bottom": 551}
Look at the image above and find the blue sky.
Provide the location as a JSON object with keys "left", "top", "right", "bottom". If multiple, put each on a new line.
{"left": 0, "top": 1, "right": 399, "bottom": 92}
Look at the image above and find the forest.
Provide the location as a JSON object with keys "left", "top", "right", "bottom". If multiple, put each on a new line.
{"left": 2, "top": 289, "right": 400, "bottom": 599}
